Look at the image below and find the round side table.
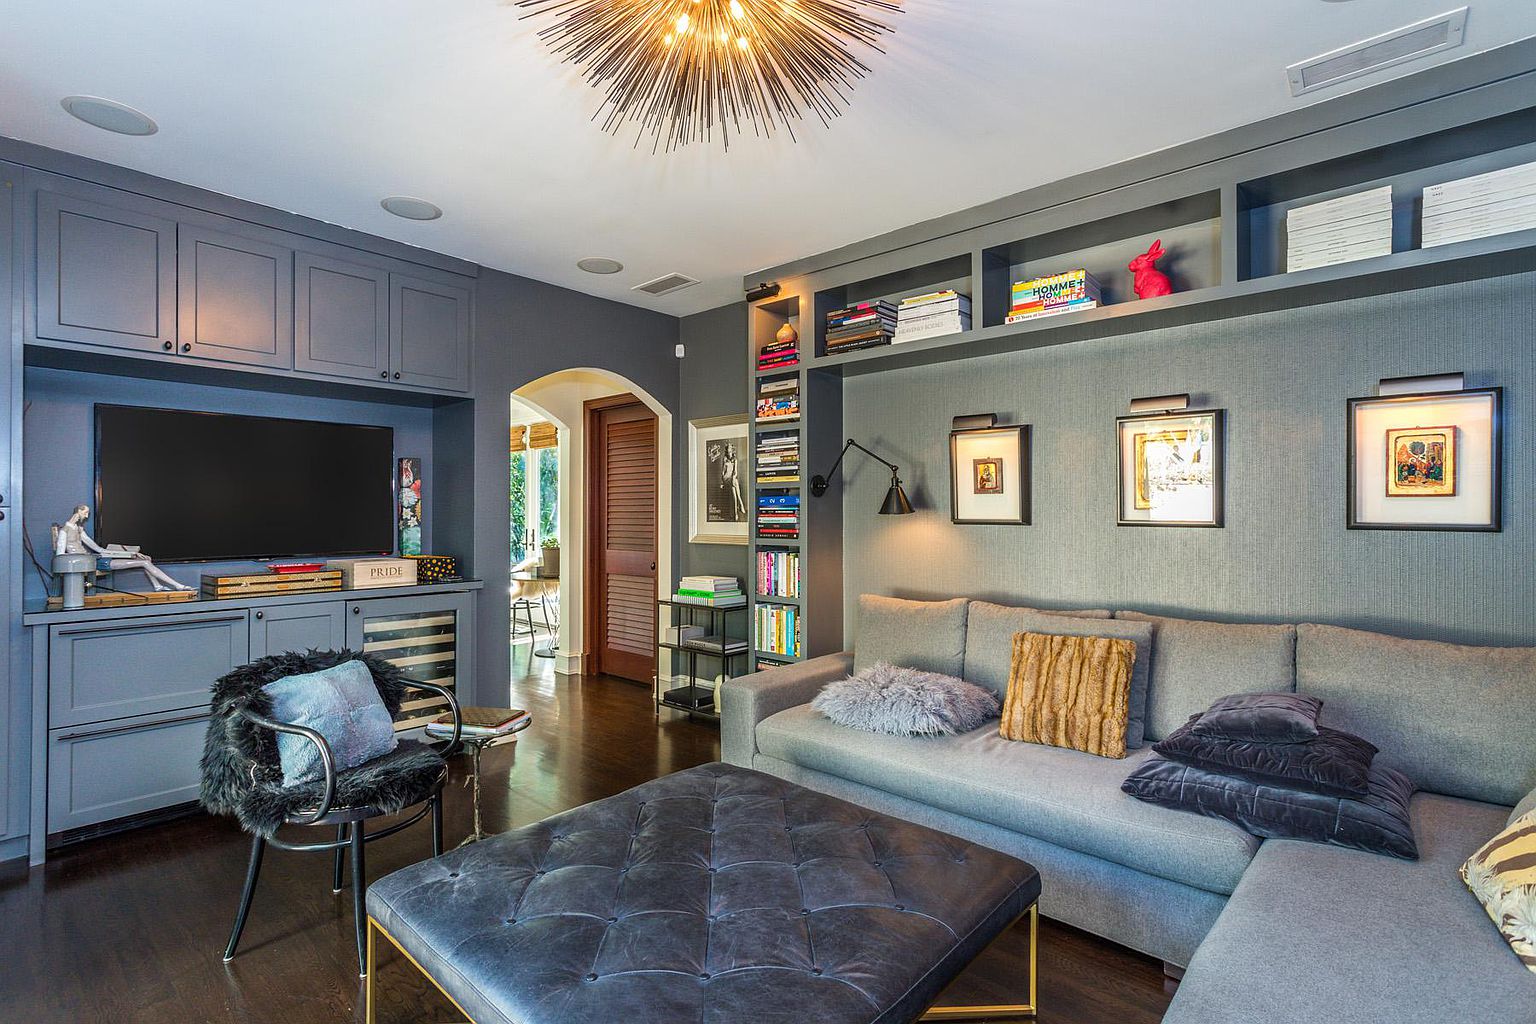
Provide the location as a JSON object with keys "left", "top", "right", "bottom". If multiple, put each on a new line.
{"left": 447, "top": 718, "right": 533, "bottom": 846}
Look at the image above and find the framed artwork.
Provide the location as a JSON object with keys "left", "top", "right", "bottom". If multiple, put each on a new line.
{"left": 688, "top": 415, "right": 749, "bottom": 545}
{"left": 398, "top": 457, "right": 423, "bottom": 555}
{"left": 1347, "top": 387, "right": 1500, "bottom": 531}
{"left": 1116, "top": 409, "right": 1224, "bottom": 527}
{"left": 950, "top": 425, "right": 1030, "bottom": 524}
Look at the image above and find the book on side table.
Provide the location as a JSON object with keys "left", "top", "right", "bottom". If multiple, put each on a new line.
{"left": 425, "top": 707, "right": 532, "bottom": 740}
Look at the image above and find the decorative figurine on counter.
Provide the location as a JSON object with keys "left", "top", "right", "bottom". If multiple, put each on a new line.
{"left": 775, "top": 321, "right": 799, "bottom": 346}
{"left": 1129, "top": 239, "right": 1174, "bottom": 299}
{"left": 52, "top": 503, "right": 193, "bottom": 592}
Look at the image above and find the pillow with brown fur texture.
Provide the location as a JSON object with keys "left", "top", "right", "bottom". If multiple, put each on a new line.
{"left": 1000, "top": 632, "right": 1136, "bottom": 758}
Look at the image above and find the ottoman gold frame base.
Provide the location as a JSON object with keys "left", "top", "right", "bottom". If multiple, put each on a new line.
{"left": 366, "top": 903, "right": 1037, "bottom": 1024}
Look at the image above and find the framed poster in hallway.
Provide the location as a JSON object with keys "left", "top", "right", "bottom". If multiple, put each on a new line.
{"left": 688, "top": 415, "right": 750, "bottom": 545}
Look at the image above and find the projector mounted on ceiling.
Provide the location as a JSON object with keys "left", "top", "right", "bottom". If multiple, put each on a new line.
{"left": 1286, "top": 7, "right": 1467, "bottom": 97}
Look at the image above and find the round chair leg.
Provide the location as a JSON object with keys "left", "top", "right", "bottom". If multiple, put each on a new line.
{"left": 432, "top": 796, "right": 444, "bottom": 857}
{"left": 332, "top": 823, "right": 347, "bottom": 893}
{"left": 223, "top": 834, "right": 267, "bottom": 963}
{"left": 351, "top": 822, "right": 368, "bottom": 977}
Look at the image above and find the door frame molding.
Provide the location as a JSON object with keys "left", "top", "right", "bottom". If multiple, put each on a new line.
{"left": 583, "top": 393, "right": 658, "bottom": 683}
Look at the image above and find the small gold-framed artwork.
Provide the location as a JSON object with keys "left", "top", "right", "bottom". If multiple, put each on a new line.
{"left": 950, "top": 425, "right": 1029, "bottom": 524}
{"left": 1116, "top": 409, "right": 1224, "bottom": 527}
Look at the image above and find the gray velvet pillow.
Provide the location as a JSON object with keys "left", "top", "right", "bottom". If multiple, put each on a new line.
{"left": 1192, "top": 692, "right": 1323, "bottom": 743}
{"left": 263, "top": 659, "right": 398, "bottom": 787}
{"left": 813, "top": 662, "right": 999, "bottom": 736}
{"left": 853, "top": 594, "right": 969, "bottom": 678}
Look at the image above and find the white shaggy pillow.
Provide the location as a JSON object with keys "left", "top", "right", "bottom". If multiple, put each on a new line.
{"left": 812, "top": 662, "right": 1000, "bottom": 736}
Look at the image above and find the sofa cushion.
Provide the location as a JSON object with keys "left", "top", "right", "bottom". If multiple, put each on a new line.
{"left": 965, "top": 604, "right": 1154, "bottom": 747}
{"left": 1155, "top": 717, "right": 1376, "bottom": 797}
{"left": 1163, "top": 794, "right": 1529, "bottom": 1024}
{"left": 1000, "top": 632, "right": 1136, "bottom": 758}
{"left": 755, "top": 703, "right": 1258, "bottom": 895}
{"left": 262, "top": 659, "right": 398, "bottom": 787}
{"left": 1296, "top": 624, "right": 1536, "bottom": 806}
{"left": 1116, "top": 612, "right": 1296, "bottom": 742}
{"left": 1461, "top": 807, "right": 1536, "bottom": 975}
{"left": 811, "top": 663, "right": 998, "bottom": 736}
{"left": 853, "top": 595, "right": 969, "bottom": 678}
{"left": 1191, "top": 692, "right": 1321, "bottom": 744}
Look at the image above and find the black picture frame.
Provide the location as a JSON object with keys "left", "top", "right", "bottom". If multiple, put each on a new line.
{"left": 1115, "top": 408, "right": 1225, "bottom": 528}
{"left": 949, "top": 424, "right": 1031, "bottom": 525}
{"left": 1345, "top": 386, "right": 1502, "bottom": 532}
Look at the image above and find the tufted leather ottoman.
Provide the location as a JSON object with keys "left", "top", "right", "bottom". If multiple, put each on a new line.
{"left": 366, "top": 762, "right": 1040, "bottom": 1024}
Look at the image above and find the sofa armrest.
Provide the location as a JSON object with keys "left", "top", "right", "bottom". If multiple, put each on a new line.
{"left": 720, "top": 652, "right": 853, "bottom": 767}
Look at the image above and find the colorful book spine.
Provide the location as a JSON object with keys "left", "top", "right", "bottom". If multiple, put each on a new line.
{"left": 755, "top": 549, "right": 801, "bottom": 598}
{"left": 1010, "top": 269, "right": 1101, "bottom": 312}
{"left": 754, "top": 603, "right": 802, "bottom": 657}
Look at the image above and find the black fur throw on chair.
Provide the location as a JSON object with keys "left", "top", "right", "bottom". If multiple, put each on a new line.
{"left": 200, "top": 649, "right": 447, "bottom": 838}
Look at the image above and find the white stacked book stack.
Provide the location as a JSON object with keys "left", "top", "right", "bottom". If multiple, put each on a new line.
{"left": 1285, "top": 186, "right": 1393, "bottom": 272}
{"left": 1422, "top": 160, "right": 1536, "bottom": 248}
{"left": 893, "top": 290, "right": 971, "bottom": 344}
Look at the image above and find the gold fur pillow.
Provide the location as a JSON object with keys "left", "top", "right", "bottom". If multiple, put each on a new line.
{"left": 1461, "top": 810, "right": 1536, "bottom": 974}
{"left": 1000, "top": 632, "right": 1136, "bottom": 758}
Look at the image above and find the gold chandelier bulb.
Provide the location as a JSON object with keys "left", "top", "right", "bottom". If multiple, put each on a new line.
{"left": 729, "top": 0, "right": 745, "bottom": 17}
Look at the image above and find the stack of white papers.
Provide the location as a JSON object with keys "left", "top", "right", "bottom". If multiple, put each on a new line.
{"left": 1422, "top": 160, "right": 1536, "bottom": 248}
{"left": 1286, "top": 186, "right": 1394, "bottom": 273}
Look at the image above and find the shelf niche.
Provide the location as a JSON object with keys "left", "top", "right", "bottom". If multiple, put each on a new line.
{"left": 814, "top": 253, "right": 971, "bottom": 357}
{"left": 752, "top": 294, "right": 801, "bottom": 372}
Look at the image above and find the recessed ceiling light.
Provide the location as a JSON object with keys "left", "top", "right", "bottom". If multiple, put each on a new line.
{"left": 577, "top": 257, "right": 624, "bottom": 275}
{"left": 380, "top": 196, "right": 443, "bottom": 221}
{"left": 60, "top": 96, "right": 157, "bottom": 136}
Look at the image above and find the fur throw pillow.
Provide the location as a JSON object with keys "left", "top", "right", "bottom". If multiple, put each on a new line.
{"left": 813, "top": 662, "right": 999, "bottom": 736}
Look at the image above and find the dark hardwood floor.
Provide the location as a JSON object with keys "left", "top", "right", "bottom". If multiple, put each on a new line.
{"left": 0, "top": 642, "right": 1171, "bottom": 1023}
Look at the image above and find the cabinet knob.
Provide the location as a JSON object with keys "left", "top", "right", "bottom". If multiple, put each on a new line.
{"left": 254, "top": 610, "right": 264, "bottom": 620}
{"left": 392, "top": 372, "right": 401, "bottom": 380}
{"left": 163, "top": 341, "right": 173, "bottom": 351}
{"left": 0, "top": 510, "right": 6, "bottom": 522}
{"left": 380, "top": 371, "right": 388, "bottom": 379}
{"left": 352, "top": 606, "right": 361, "bottom": 614}
{"left": 181, "top": 343, "right": 192, "bottom": 353}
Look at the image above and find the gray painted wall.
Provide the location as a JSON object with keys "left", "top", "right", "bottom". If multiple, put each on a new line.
{"left": 842, "top": 268, "right": 1535, "bottom": 648}
{"left": 676, "top": 302, "right": 750, "bottom": 582}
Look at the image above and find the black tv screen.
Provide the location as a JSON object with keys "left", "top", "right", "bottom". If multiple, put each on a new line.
{"left": 95, "top": 405, "right": 395, "bottom": 562}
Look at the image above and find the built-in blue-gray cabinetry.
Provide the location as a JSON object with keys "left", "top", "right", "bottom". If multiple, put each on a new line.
{"left": 294, "top": 251, "right": 391, "bottom": 382}
{"left": 249, "top": 600, "right": 348, "bottom": 658}
{"left": 2, "top": 161, "right": 19, "bottom": 850}
{"left": 177, "top": 222, "right": 294, "bottom": 369}
{"left": 391, "top": 272, "right": 472, "bottom": 392}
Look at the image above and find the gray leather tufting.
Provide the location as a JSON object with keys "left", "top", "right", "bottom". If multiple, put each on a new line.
{"left": 368, "top": 763, "right": 1040, "bottom": 1024}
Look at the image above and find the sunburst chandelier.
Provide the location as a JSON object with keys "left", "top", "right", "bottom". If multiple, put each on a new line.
{"left": 516, "top": 0, "right": 901, "bottom": 150}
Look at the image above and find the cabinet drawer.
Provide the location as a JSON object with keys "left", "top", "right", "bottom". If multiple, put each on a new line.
{"left": 49, "top": 611, "right": 249, "bottom": 728}
{"left": 47, "top": 710, "right": 210, "bottom": 833}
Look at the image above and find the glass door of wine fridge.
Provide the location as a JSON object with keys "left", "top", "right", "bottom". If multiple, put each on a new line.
{"left": 345, "top": 592, "right": 475, "bottom": 732}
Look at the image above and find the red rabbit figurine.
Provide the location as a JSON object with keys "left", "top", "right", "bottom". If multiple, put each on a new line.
{"left": 1129, "top": 238, "right": 1174, "bottom": 299}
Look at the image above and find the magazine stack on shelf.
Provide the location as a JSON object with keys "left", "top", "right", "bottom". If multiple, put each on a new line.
{"left": 755, "top": 603, "right": 802, "bottom": 658}
{"left": 893, "top": 290, "right": 971, "bottom": 343}
{"left": 756, "top": 491, "right": 800, "bottom": 539}
{"left": 1005, "top": 269, "right": 1101, "bottom": 323}
{"left": 756, "top": 548, "right": 801, "bottom": 598}
{"left": 1285, "top": 185, "right": 1393, "bottom": 271}
{"left": 1422, "top": 160, "right": 1536, "bottom": 247}
{"left": 755, "top": 376, "right": 800, "bottom": 423}
{"left": 757, "top": 334, "right": 799, "bottom": 371}
{"left": 824, "top": 300, "right": 895, "bottom": 354}
{"left": 673, "top": 575, "right": 745, "bottom": 607}
{"left": 755, "top": 431, "right": 800, "bottom": 485}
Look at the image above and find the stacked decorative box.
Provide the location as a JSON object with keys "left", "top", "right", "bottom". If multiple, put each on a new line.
{"left": 1422, "top": 160, "right": 1536, "bottom": 247}
{"left": 893, "top": 290, "right": 970, "bottom": 343}
{"left": 1006, "top": 270, "right": 1101, "bottom": 323}
{"left": 1285, "top": 186, "right": 1393, "bottom": 271}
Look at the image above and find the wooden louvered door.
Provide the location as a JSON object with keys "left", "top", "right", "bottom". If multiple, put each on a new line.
{"left": 585, "top": 396, "right": 658, "bottom": 683}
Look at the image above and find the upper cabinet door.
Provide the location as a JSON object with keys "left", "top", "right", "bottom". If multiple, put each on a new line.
{"left": 294, "top": 252, "right": 389, "bottom": 382}
{"left": 35, "top": 188, "right": 176, "bottom": 354}
{"left": 177, "top": 224, "right": 293, "bottom": 369}
{"left": 390, "top": 272, "right": 471, "bottom": 393}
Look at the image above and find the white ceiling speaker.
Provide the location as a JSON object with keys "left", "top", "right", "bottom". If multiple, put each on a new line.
{"left": 380, "top": 196, "right": 443, "bottom": 221}
{"left": 632, "top": 272, "right": 699, "bottom": 297}
{"left": 60, "top": 96, "right": 158, "bottom": 136}
{"left": 1287, "top": 8, "right": 1467, "bottom": 96}
{"left": 577, "top": 257, "right": 624, "bottom": 275}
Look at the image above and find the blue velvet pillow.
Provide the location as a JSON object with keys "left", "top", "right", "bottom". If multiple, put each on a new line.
{"left": 262, "top": 660, "right": 398, "bottom": 787}
{"left": 1154, "top": 714, "right": 1377, "bottom": 797}
{"left": 1122, "top": 753, "right": 1418, "bottom": 860}
{"left": 1191, "top": 691, "right": 1322, "bottom": 743}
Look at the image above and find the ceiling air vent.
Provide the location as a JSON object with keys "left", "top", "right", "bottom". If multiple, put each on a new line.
{"left": 633, "top": 272, "right": 699, "bottom": 297}
{"left": 1287, "top": 8, "right": 1467, "bottom": 97}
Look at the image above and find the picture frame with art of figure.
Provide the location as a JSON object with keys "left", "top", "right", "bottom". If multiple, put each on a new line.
{"left": 950, "top": 424, "right": 1030, "bottom": 524}
{"left": 1116, "top": 409, "right": 1224, "bottom": 527}
{"left": 688, "top": 415, "right": 750, "bottom": 545}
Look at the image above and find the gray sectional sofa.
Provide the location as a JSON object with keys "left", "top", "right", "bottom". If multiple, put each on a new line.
{"left": 720, "top": 595, "right": 1536, "bottom": 1022}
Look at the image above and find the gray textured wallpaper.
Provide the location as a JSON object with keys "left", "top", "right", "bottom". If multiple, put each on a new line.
{"left": 841, "top": 270, "right": 1534, "bottom": 648}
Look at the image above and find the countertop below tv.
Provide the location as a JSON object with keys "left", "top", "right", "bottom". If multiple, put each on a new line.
{"left": 22, "top": 578, "right": 485, "bottom": 627}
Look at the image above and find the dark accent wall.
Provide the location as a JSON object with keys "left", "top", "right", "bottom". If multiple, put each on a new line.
{"left": 841, "top": 268, "right": 1535, "bottom": 647}
{"left": 676, "top": 302, "right": 750, "bottom": 582}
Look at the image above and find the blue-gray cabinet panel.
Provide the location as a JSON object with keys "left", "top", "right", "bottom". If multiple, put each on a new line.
{"left": 249, "top": 600, "right": 346, "bottom": 658}
{"left": 34, "top": 186, "right": 177, "bottom": 354}
{"left": 48, "top": 610, "right": 249, "bottom": 728}
{"left": 47, "top": 709, "right": 209, "bottom": 832}
{"left": 390, "top": 273, "right": 471, "bottom": 392}
{"left": 294, "top": 252, "right": 390, "bottom": 382}
{"left": 177, "top": 223, "right": 293, "bottom": 369}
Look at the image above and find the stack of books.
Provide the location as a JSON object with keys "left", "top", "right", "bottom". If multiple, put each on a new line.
{"left": 756, "top": 492, "right": 799, "bottom": 538}
{"left": 757, "top": 335, "right": 799, "bottom": 371}
{"left": 1422, "top": 160, "right": 1536, "bottom": 248}
{"left": 755, "top": 376, "right": 799, "bottom": 423}
{"left": 674, "top": 575, "right": 745, "bottom": 607}
{"left": 824, "top": 300, "right": 895, "bottom": 354}
{"left": 1006, "top": 270, "right": 1101, "bottom": 323}
{"left": 425, "top": 706, "right": 531, "bottom": 741}
{"left": 681, "top": 633, "right": 748, "bottom": 655}
{"left": 755, "top": 431, "right": 800, "bottom": 484}
{"left": 1285, "top": 186, "right": 1393, "bottom": 271}
{"left": 894, "top": 290, "right": 971, "bottom": 343}
{"left": 755, "top": 603, "right": 802, "bottom": 658}
{"left": 756, "top": 548, "right": 801, "bottom": 598}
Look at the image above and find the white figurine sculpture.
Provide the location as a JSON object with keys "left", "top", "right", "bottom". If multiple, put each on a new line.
{"left": 51, "top": 504, "right": 192, "bottom": 592}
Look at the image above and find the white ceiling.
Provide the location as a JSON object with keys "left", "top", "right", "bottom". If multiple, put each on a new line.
{"left": 2, "top": 2, "right": 1534, "bottom": 317}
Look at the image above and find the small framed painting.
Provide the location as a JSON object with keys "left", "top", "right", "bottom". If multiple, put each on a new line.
{"left": 1347, "top": 387, "right": 1500, "bottom": 531}
{"left": 950, "top": 425, "right": 1030, "bottom": 524}
{"left": 688, "top": 415, "right": 750, "bottom": 545}
{"left": 1116, "top": 409, "right": 1224, "bottom": 527}
{"left": 398, "top": 457, "right": 423, "bottom": 555}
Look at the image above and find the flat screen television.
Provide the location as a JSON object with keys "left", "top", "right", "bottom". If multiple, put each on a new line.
{"left": 95, "top": 404, "right": 396, "bottom": 562}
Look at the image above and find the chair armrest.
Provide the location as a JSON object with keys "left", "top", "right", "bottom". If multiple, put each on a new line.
{"left": 720, "top": 652, "right": 853, "bottom": 768}
{"left": 412, "top": 679, "right": 463, "bottom": 755}
{"left": 240, "top": 709, "right": 337, "bottom": 826}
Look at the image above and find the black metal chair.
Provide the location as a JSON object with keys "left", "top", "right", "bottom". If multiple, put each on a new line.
{"left": 199, "top": 650, "right": 461, "bottom": 976}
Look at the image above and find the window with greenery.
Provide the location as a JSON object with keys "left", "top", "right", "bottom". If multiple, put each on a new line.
{"left": 509, "top": 450, "right": 529, "bottom": 566}
{"left": 538, "top": 447, "right": 559, "bottom": 544}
